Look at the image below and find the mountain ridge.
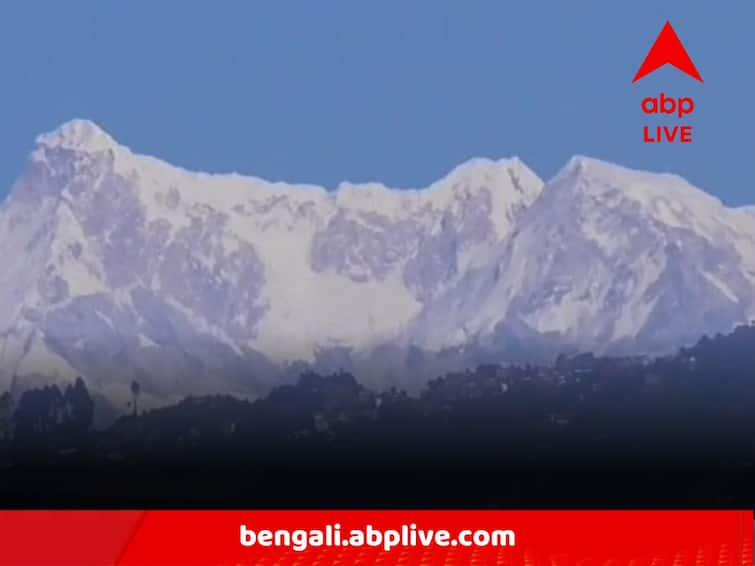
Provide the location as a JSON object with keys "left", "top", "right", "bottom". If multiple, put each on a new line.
{"left": 1, "top": 119, "right": 753, "bottom": 409}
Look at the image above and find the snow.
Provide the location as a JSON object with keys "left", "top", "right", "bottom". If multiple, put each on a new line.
{"left": 409, "top": 153, "right": 755, "bottom": 357}
{"left": 2, "top": 119, "right": 755, "bottom": 404}
{"left": 12, "top": 330, "right": 80, "bottom": 386}
{"left": 137, "top": 333, "right": 159, "bottom": 348}
{"left": 35, "top": 119, "right": 118, "bottom": 154}
{"left": 27, "top": 120, "right": 542, "bottom": 360}
{"left": 701, "top": 271, "right": 739, "bottom": 303}
{"left": 50, "top": 201, "right": 108, "bottom": 296}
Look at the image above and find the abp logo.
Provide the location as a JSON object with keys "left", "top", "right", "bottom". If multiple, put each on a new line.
{"left": 633, "top": 21, "right": 702, "bottom": 143}
{"left": 633, "top": 21, "right": 703, "bottom": 83}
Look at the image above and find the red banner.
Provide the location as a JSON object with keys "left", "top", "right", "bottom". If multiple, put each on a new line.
{"left": 0, "top": 510, "right": 750, "bottom": 565}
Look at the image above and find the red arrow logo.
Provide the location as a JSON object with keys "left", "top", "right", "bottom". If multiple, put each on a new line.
{"left": 632, "top": 21, "right": 703, "bottom": 83}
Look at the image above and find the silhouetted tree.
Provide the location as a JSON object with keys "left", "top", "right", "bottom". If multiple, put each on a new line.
{"left": 131, "top": 381, "right": 141, "bottom": 417}
{"left": 62, "top": 378, "right": 94, "bottom": 437}
{"left": 0, "top": 392, "right": 12, "bottom": 441}
{"left": 12, "top": 385, "right": 65, "bottom": 456}
{"left": 11, "top": 379, "right": 95, "bottom": 459}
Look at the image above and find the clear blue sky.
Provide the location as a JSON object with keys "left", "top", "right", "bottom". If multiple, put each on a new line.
{"left": 0, "top": 1, "right": 752, "bottom": 205}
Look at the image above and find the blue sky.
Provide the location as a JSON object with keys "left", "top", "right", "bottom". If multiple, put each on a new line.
{"left": 0, "top": 1, "right": 753, "bottom": 205}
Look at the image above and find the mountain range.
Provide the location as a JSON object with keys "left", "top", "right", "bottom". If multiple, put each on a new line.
{"left": 1, "top": 119, "right": 753, "bottom": 410}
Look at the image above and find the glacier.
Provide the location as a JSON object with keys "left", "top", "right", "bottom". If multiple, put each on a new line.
{"left": 0, "top": 119, "right": 753, "bottom": 411}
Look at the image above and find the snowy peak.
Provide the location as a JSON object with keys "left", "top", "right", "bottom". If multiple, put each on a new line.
{"left": 0, "top": 120, "right": 550, "bottom": 406}
{"left": 409, "top": 154, "right": 755, "bottom": 362}
{"left": 544, "top": 154, "right": 742, "bottom": 246}
{"left": 441, "top": 156, "right": 539, "bottom": 191}
{"left": 554, "top": 154, "right": 722, "bottom": 208}
{"left": 442, "top": 156, "right": 543, "bottom": 207}
{"left": 1, "top": 119, "right": 754, "bottom": 408}
{"left": 35, "top": 119, "right": 119, "bottom": 154}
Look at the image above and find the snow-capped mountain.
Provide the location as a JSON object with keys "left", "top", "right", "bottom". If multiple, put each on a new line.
{"left": 0, "top": 120, "right": 542, "bottom": 407}
{"left": 0, "top": 120, "right": 753, "bottom": 408}
{"left": 410, "top": 156, "right": 755, "bottom": 360}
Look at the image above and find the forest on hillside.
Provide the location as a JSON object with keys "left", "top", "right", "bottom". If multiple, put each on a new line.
{"left": 2, "top": 325, "right": 754, "bottom": 467}
{"left": 1, "top": 326, "right": 754, "bottom": 507}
